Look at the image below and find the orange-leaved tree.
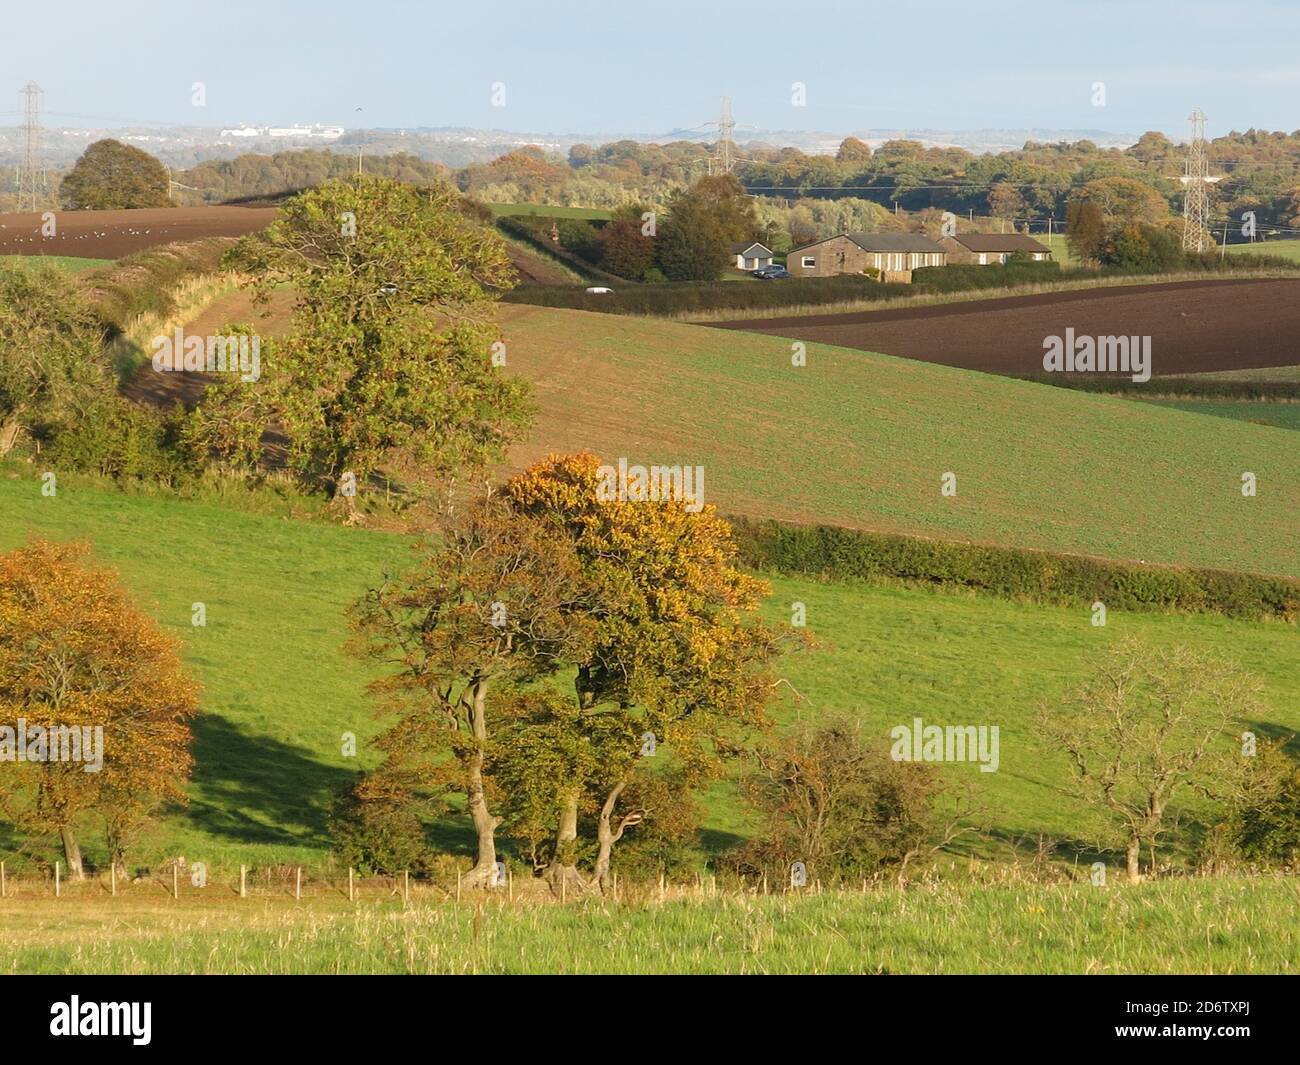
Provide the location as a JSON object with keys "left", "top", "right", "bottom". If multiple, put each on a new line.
{"left": 504, "top": 452, "right": 787, "bottom": 891}
{"left": 347, "top": 496, "right": 598, "bottom": 887}
{"left": 0, "top": 540, "right": 200, "bottom": 879}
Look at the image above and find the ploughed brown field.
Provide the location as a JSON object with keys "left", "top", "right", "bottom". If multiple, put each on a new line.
{"left": 0, "top": 206, "right": 280, "bottom": 258}
{"left": 709, "top": 278, "right": 1300, "bottom": 376}
{"left": 0, "top": 204, "right": 566, "bottom": 284}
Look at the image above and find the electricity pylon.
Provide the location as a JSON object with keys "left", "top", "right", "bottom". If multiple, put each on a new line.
{"left": 17, "top": 81, "right": 45, "bottom": 211}
{"left": 1180, "top": 109, "right": 1220, "bottom": 253}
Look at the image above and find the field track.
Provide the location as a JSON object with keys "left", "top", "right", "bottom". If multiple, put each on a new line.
{"left": 710, "top": 277, "right": 1300, "bottom": 376}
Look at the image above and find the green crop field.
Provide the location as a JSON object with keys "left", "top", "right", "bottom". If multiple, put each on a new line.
{"left": 1137, "top": 397, "right": 1300, "bottom": 432}
{"left": 501, "top": 307, "right": 1300, "bottom": 578}
{"left": 3, "top": 469, "right": 1295, "bottom": 875}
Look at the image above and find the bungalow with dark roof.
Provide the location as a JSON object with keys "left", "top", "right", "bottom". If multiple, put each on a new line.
{"left": 785, "top": 232, "right": 947, "bottom": 282}
{"left": 939, "top": 232, "right": 1053, "bottom": 265}
{"left": 730, "top": 241, "right": 775, "bottom": 271}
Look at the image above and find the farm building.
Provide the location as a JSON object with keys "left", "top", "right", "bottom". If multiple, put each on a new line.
{"left": 731, "top": 241, "right": 775, "bottom": 271}
{"left": 786, "top": 232, "right": 947, "bottom": 282}
{"left": 939, "top": 233, "right": 1052, "bottom": 265}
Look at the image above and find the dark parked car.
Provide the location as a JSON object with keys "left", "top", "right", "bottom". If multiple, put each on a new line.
{"left": 753, "top": 265, "right": 791, "bottom": 279}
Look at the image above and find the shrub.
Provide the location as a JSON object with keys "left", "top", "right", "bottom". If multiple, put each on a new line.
{"left": 46, "top": 395, "right": 199, "bottom": 487}
{"left": 328, "top": 778, "right": 432, "bottom": 876}
{"left": 725, "top": 717, "right": 941, "bottom": 885}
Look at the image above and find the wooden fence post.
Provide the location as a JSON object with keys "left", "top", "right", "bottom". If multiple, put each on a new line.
{"left": 239, "top": 865, "right": 246, "bottom": 899}
{"left": 295, "top": 867, "right": 302, "bottom": 902}
{"left": 403, "top": 870, "right": 409, "bottom": 904}
{"left": 507, "top": 866, "right": 513, "bottom": 903}
{"left": 55, "top": 861, "right": 61, "bottom": 898}
{"left": 172, "top": 864, "right": 179, "bottom": 900}
{"left": 658, "top": 871, "right": 665, "bottom": 903}
{"left": 348, "top": 867, "right": 354, "bottom": 902}
{"left": 110, "top": 864, "right": 117, "bottom": 898}
{"left": 1, "top": 860, "right": 6, "bottom": 899}
{"left": 456, "top": 870, "right": 461, "bottom": 903}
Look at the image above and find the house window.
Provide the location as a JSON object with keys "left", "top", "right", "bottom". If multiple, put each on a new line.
{"left": 801, "top": 256, "right": 816, "bottom": 268}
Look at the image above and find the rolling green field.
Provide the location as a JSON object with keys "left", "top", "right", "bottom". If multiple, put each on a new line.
{"left": 3, "top": 878, "right": 1296, "bottom": 974}
{"left": 1226, "top": 238, "right": 1300, "bottom": 261}
{"left": 2, "top": 469, "right": 1295, "bottom": 874}
{"left": 0, "top": 254, "right": 112, "bottom": 273}
{"left": 488, "top": 202, "right": 613, "bottom": 220}
{"left": 501, "top": 307, "right": 1300, "bottom": 578}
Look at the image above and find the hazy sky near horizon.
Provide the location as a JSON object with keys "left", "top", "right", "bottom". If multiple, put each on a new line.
{"left": 6, "top": 0, "right": 1300, "bottom": 139}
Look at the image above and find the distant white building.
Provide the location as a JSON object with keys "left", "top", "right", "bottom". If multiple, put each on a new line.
{"left": 220, "top": 124, "right": 344, "bottom": 140}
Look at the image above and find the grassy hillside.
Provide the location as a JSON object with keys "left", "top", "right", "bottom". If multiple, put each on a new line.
{"left": 0, "top": 254, "right": 112, "bottom": 273}
{"left": 500, "top": 306, "right": 1300, "bottom": 578}
{"left": 488, "top": 203, "right": 613, "bottom": 220}
{"left": 2, "top": 470, "right": 1295, "bottom": 873}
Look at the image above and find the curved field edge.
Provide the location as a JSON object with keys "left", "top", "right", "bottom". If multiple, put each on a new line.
{"left": 497, "top": 305, "right": 1300, "bottom": 579}
{"left": 2, "top": 878, "right": 1296, "bottom": 974}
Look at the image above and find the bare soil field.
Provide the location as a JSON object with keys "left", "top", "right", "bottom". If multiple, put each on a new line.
{"left": 0, "top": 206, "right": 279, "bottom": 259}
{"left": 0, "top": 204, "right": 576, "bottom": 288}
{"left": 709, "top": 278, "right": 1300, "bottom": 376}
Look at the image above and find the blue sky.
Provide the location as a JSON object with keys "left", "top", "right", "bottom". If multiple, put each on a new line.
{"left": 6, "top": 0, "right": 1300, "bottom": 138}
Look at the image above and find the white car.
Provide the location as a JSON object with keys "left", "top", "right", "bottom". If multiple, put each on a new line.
{"left": 584, "top": 286, "right": 613, "bottom": 294}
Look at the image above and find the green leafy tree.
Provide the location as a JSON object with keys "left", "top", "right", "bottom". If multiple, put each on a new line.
{"left": 190, "top": 176, "right": 531, "bottom": 504}
{"left": 655, "top": 175, "right": 759, "bottom": 281}
{"left": 0, "top": 266, "right": 106, "bottom": 457}
{"left": 60, "top": 139, "right": 171, "bottom": 210}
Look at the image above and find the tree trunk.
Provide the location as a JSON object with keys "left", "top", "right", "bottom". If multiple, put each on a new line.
{"left": 460, "top": 680, "right": 500, "bottom": 889}
{"left": 1125, "top": 836, "right": 1141, "bottom": 884}
{"left": 593, "top": 779, "right": 640, "bottom": 893}
{"left": 546, "top": 791, "right": 586, "bottom": 896}
{"left": 60, "top": 825, "right": 86, "bottom": 881}
{"left": 0, "top": 410, "right": 24, "bottom": 458}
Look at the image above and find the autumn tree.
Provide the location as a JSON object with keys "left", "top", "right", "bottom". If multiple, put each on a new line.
{"left": 1065, "top": 197, "right": 1107, "bottom": 263}
{"left": 597, "top": 216, "right": 656, "bottom": 280}
{"left": 1072, "top": 176, "right": 1171, "bottom": 228}
{"left": 60, "top": 139, "right": 171, "bottom": 210}
{"left": 0, "top": 266, "right": 106, "bottom": 457}
{"left": 190, "top": 176, "right": 531, "bottom": 506}
{"left": 0, "top": 541, "right": 199, "bottom": 879}
{"left": 1036, "top": 639, "right": 1264, "bottom": 883}
{"left": 655, "top": 175, "right": 759, "bottom": 281}
{"left": 987, "top": 181, "right": 1028, "bottom": 223}
{"left": 836, "top": 137, "right": 873, "bottom": 163}
{"left": 504, "top": 452, "right": 785, "bottom": 891}
{"left": 348, "top": 496, "right": 597, "bottom": 887}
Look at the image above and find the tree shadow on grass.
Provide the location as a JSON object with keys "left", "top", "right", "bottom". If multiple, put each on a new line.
{"left": 184, "top": 713, "right": 356, "bottom": 849}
